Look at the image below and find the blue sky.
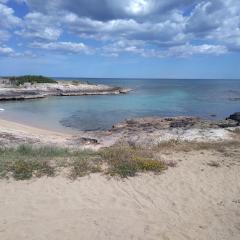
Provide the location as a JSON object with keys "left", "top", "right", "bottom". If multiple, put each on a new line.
{"left": 0, "top": 0, "right": 240, "bottom": 78}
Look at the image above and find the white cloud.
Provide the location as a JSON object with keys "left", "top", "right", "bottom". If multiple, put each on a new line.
{"left": 102, "top": 40, "right": 146, "bottom": 57}
{"left": 0, "top": 45, "right": 14, "bottom": 56}
{"left": 16, "top": 12, "right": 62, "bottom": 41}
{"left": 0, "top": 3, "right": 21, "bottom": 28}
{"left": 168, "top": 44, "right": 228, "bottom": 56}
{"left": 2, "top": 0, "right": 240, "bottom": 57}
{"left": 31, "top": 41, "right": 93, "bottom": 54}
{"left": 0, "top": 30, "right": 10, "bottom": 42}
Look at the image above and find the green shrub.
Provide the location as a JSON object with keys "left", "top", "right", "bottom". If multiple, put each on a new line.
{"left": 11, "top": 159, "right": 34, "bottom": 180}
{"left": 134, "top": 157, "right": 167, "bottom": 172}
{"left": 100, "top": 144, "right": 166, "bottom": 178}
{"left": 9, "top": 75, "right": 57, "bottom": 86}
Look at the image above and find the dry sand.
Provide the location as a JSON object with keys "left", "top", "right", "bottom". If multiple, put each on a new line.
{"left": 0, "top": 149, "right": 240, "bottom": 240}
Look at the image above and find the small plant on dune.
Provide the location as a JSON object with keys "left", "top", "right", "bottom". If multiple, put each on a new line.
{"left": 10, "top": 159, "right": 55, "bottom": 180}
{"left": 11, "top": 159, "right": 34, "bottom": 180}
{"left": 70, "top": 158, "right": 91, "bottom": 179}
{"left": 69, "top": 156, "right": 102, "bottom": 179}
{"left": 134, "top": 157, "right": 167, "bottom": 172}
{"left": 100, "top": 144, "right": 167, "bottom": 178}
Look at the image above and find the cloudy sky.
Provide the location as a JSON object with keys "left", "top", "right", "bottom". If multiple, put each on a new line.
{"left": 0, "top": 0, "right": 240, "bottom": 78}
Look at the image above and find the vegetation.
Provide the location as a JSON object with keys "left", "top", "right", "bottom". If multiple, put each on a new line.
{"left": 1, "top": 139, "right": 238, "bottom": 180}
{"left": 71, "top": 80, "right": 91, "bottom": 85}
{"left": 9, "top": 75, "right": 57, "bottom": 86}
{"left": 0, "top": 144, "right": 168, "bottom": 180}
{"left": 100, "top": 144, "right": 167, "bottom": 177}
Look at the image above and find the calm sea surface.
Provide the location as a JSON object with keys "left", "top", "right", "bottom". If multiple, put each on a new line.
{"left": 0, "top": 78, "right": 240, "bottom": 132}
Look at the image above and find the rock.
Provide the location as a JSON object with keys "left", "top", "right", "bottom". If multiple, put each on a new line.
{"left": 216, "top": 119, "right": 239, "bottom": 128}
{"left": 227, "top": 112, "right": 240, "bottom": 123}
{"left": 79, "top": 137, "right": 98, "bottom": 145}
{"left": 0, "top": 80, "right": 131, "bottom": 101}
{"left": 169, "top": 119, "right": 195, "bottom": 128}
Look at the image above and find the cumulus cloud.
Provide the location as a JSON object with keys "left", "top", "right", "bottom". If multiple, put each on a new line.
{"left": 31, "top": 41, "right": 93, "bottom": 54}
{"left": 0, "top": 30, "right": 10, "bottom": 42}
{"left": 168, "top": 44, "right": 228, "bottom": 56}
{"left": 0, "top": 3, "right": 21, "bottom": 28}
{"left": 0, "top": 45, "right": 14, "bottom": 56}
{"left": 1, "top": 0, "right": 240, "bottom": 57}
{"left": 16, "top": 12, "right": 62, "bottom": 41}
{"left": 24, "top": 0, "right": 199, "bottom": 20}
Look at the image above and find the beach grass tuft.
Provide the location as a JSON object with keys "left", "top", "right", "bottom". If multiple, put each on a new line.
{"left": 100, "top": 144, "right": 167, "bottom": 178}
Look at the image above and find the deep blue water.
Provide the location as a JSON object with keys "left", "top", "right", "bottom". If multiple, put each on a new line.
{"left": 0, "top": 78, "right": 240, "bottom": 132}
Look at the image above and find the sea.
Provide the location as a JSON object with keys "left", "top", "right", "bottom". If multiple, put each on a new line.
{"left": 0, "top": 78, "right": 240, "bottom": 132}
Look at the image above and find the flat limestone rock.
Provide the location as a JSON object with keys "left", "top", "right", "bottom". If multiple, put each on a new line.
{"left": 0, "top": 81, "right": 131, "bottom": 101}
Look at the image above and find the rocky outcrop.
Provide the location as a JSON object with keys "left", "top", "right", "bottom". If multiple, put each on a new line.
{"left": 82, "top": 115, "right": 240, "bottom": 148}
{"left": 111, "top": 116, "right": 239, "bottom": 132}
{"left": 227, "top": 112, "right": 240, "bottom": 124}
{"left": 0, "top": 81, "right": 131, "bottom": 101}
{"left": 0, "top": 114, "right": 239, "bottom": 149}
{"left": 0, "top": 90, "right": 46, "bottom": 101}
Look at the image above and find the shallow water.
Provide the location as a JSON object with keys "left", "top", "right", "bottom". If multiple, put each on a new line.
{"left": 0, "top": 78, "right": 240, "bottom": 132}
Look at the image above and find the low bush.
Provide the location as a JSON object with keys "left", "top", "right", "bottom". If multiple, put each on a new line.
{"left": 9, "top": 75, "right": 57, "bottom": 86}
{"left": 100, "top": 144, "right": 167, "bottom": 178}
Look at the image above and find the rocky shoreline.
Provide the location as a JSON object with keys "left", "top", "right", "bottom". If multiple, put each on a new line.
{"left": 0, "top": 78, "right": 131, "bottom": 101}
{"left": 0, "top": 113, "right": 239, "bottom": 149}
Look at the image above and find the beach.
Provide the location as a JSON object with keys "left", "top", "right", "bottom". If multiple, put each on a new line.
{"left": 0, "top": 115, "right": 240, "bottom": 239}
{"left": 0, "top": 79, "right": 240, "bottom": 240}
{"left": 0, "top": 143, "right": 240, "bottom": 240}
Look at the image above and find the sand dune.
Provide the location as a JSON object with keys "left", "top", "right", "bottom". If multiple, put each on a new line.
{"left": 0, "top": 150, "right": 239, "bottom": 240}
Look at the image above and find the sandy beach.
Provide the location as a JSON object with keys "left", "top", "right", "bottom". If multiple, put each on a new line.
{"left": 0, "top": 118, "right": 71, "bottom": 146}
{"left": 0, "top": 147, "right": 240, "bottom": 240}
{"left": 0, "top": 116, "right": 240, "bottom": 240}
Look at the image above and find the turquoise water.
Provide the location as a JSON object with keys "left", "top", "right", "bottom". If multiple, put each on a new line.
{"left": 0, "top": 78, "right": 240, "bottom": 132}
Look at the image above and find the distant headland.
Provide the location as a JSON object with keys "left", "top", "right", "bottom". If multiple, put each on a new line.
{"left": 0, "top": 75, "right": 131, "bottom": 101}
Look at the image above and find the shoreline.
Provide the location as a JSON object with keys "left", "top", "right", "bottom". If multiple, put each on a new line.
{"left": 0, "top": 113, "right": 239, "bottom": 149}
{"left": 0, "top": 114, "right": 240, "bottom": 240}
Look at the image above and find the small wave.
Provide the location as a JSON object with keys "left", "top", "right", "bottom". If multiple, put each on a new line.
{"left": 0, "top": 108, "right": 5, "bottom": 112}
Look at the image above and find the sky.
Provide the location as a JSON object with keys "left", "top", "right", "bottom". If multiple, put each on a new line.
{"left": 0, "top": 0, "right": 240, "bottom": 78}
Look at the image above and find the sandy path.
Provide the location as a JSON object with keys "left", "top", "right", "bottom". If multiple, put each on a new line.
{"left": 0, "top": 151, "right": 239, "bottom": 240}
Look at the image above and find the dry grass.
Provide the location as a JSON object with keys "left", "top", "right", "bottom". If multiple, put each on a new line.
{"left": 0, "top": 144, "right": 168, "bottom": 179}
{"left": 100, "top": 144, "right": 167, "bottom": 178}
{"left": 0, "top": 139, "right": 239, "bottom": 180}
{"left": 155, "top": 139, "right": 240, "bottom": 153}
